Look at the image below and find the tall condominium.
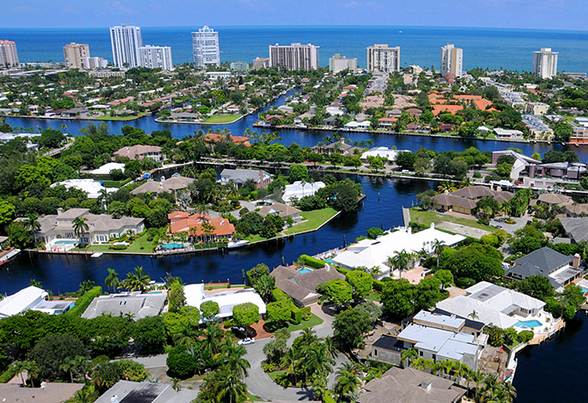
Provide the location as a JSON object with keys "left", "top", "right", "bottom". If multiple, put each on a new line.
{"left": 110, "top": 25, "right": 143, "bottom": 68}
{"left": 366, "top": 44, "right": 400, "bottom": 73}
{"left": 440, "top": 43, "right": 463, "bottom": 77}
{"left": 139, "top": 45, "right": 173, "bottom": 70}
{"left": 329, "top": 53, "right": 357, "bottom": 73}
{"left": 269, "top": 43, "right": 319, "bottom": 71}
{"left": 82, "top": 57, "right": 108, "bottom": 69}
{"left": 0, "top": 40, "right": 19, "bottom": 68}
{"left": 63, "top": 42, "right": 90, "bottom": 69}
{"left": 252, "top": 57, "right": 270, "bottom": 70}
{"left": 192, "top": 26, "right": 220, "bottom": 68}
{"left": 533, "top": 48, "right": 558, "bottom": 79}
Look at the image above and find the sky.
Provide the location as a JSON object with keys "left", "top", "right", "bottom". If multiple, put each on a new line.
{"left": 2, "top": 0, "right": 586, "bottom": 31}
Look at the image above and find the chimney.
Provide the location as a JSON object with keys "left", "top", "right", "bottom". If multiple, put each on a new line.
{"left": 573, "top": 253, "right": 581, "bottom": 269}
{"left": 420, "top": 382, "right": 432, "bottom": 393}
{"left": 111, "top": 395, "right": 119, "bottom": 403}
{"left": 259, "top": 170, "right": 263, "bottom": 188}
{"left": 57, "top": 207, "right": 63, "bottom": 216}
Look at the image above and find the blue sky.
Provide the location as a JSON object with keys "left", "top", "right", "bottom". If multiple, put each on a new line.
{"left": 3, "top": 0, "right": 585, "bottom": 30}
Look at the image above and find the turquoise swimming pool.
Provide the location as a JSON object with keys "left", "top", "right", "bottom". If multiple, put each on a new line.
{"left": 161, "top": 243, "right": 184, "bottom": 250}
{"left": 581, "top": 288, "right": 588, "bottom": 296}
{"left": 299, "top": 268, "right": 312, "bottom": 274}
{"left": 514, "top": 320, "right": 542, "bottom": 328}
{"left": 55, "top": 240, "right": 77, "bottom": 245}
{"left": 149, "top": 291, "right": 163, "bottom": 294}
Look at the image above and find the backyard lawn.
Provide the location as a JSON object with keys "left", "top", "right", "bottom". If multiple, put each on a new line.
{"left": 75, "top": 233, "right": 156, "bottom": 253}
{"left": 95, "top": 113, "right": 145, "bottom": 121}
{"left": 285, "top": 314, "right": 324, "bottom": 332}
{"left": 409, "top": 208, "right": 495, "bottom": 232}
{"left": 204, "top": 114, "right": 242, "bottom": 124}
{"left": 284, "top": 208, "right": 340, "bottom": 235}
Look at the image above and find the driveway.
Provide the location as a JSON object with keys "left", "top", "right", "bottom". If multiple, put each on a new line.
{"left": 243, "top": 322, "right": 349, "bottom": 401}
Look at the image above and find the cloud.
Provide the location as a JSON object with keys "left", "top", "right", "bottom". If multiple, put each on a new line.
{"left": 13, "top": 4, "right": 36, "bottom": 13}
{"left": 345, "top": 1, "right": 361, "bottom": 8}
{"left": 111, "top": 1, "right": 136, "bottom": 14}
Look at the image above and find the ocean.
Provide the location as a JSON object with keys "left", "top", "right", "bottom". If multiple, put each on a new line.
{"left": 3, "top": 25, "right": 588, "bottom": 72}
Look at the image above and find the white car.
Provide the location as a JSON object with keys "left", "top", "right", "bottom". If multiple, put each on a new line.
{"left": 238, "top": 337, "right": 255, "bottom": 346}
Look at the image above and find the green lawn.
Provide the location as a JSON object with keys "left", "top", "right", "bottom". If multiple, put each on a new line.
{"left": 204, "top": 114, "right": 242, "bottom": 124}
{"left": 409, "top": 208, "right": 495, "bottom": 232}
{"left": 246, "top": 392, "right": 264, "bottom": 402}
{"left": 366, "top": 291, "right": 381, "bottom": 302}
{"left": 285, "top": 314, "right": 324, "bottom": 332}
{"left": 95, "top": 113, "right": 144, "bottom": 121}
{"left": 267, "top": 369, "right": 287, "bottom": 382}
{"left": 75, "top": 233, "right": 156, "bottom": 253}
{"left": 284, "top": 208, "right": 339, "bottom": 235}
{"left": 101, "top": 178, "right": 132, "bottom": 188}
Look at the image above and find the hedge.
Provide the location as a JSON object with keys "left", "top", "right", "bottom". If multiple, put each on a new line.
{"left": 299, "top": 254, "right": 326, "bottom": 269}
{"left": 335, "top": 267, "right": 351, "bottom": 275}
{"left": 290, "top": 306, "right": 302, "bottom": 324}
{"left": 272, "top": 287, "right": 290, "bottom": 302}
{"left": 66, "top": 286, "right": 102, "bottom": 316}
{"left": 373, "top": 279, "right": 385, "bottom": 292}
{"left": 0, "top": 366, "right": 17, "bottom": 383}
{"left": 324, "top": 391, "right": 336, "bottom": 403}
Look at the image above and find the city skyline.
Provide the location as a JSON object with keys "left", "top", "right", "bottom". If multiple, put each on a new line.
{"left": 3, "top": 0, "right": 587, "bottom": 31}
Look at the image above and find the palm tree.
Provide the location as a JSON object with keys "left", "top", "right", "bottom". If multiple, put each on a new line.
{"left": 202, "top": 322, "right": 223, "bottom": 356}
{"left": 468, "top": 310, "right": 479, "bottom": 320}
{"left": 469, "top": 369, "right": 485, "bottom": 399}
{"left": 387, "top": 249, "right": 412, "bottom": 279}
{"left": 401, "top": 348, "right": 418, "bottom": 368}
{"left": 73, "top": 217, "right": 89, "bottom": 246}
{"left": 303, "top": 343, "right": 335, "bottom": 380}
{"left": 60, "top": 358, "right": 77, "bottom": 383}
{"left": 221, "top": 343, "right": 250, "bottom": 377}
{"left": 215, "top": 367, "right": 248, "bottom": 403}
{"left": 282, "top": 348, "right": 301, "bottom": 384}
{"left": 334, "top": 363, "right": 361, "bottom": 402}
{"left": 173, "top": 324, "right": 200, "bottom": 348}
{"left": 124, "top": 266, "right": 151, "bottom": 292}
{"left": 431, "top": 239, "right": 445, "bottom": 267}
{"left": 253, "top": 274, "right": 275, "bottom": 303}
{"left": 414, "top": 357, "right": 427, "bottom": 371}
{"left": 12, "top": 361, "right": 26, "bottom": 386}
{"left": 172, "top": 377, "right": 182, "bottom": 392}
{"left": 104, "top": 268, "right": 120, "bottom": 293}
{"left": 24, "top": 213, "right": 41, "bottom": 233}
{"left": 23, "top": 361, "right": 39, "bottom": 388}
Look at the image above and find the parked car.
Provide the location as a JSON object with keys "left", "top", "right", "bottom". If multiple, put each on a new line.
{"left": 231, "top": 326, "right": 245, "bottom": 333}
{"left": 238, "top": 337, "right": 255, "bottom": 346}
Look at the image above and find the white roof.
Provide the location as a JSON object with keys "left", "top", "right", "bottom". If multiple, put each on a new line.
{"left": 51, "top": 179, "right": 117, "bottom": 199}
{"left": 0, "top": 286, "right": 48, "bottom": 318}
{"left": 345, "top": 121, "right": 371, "bottom": 128}
{"left": 283, "top": 181, "right": 326, "bottom": 203}
{"left": 333, "top": 225, "right": 465, "bottom": 275}
{"left": 184, "top": 284, "right": 266, "bottom": 321}
{"left": 436, "top": 281, "right": 545, "bottom": 329}
{"left": 397, "top": 324, "right": 478, "bottom": 359}
{"left": 360, "top": 147, "right": 410, "bottom": 161}
{"left": 90, "top": 162, "right": 125, "bottom": 175}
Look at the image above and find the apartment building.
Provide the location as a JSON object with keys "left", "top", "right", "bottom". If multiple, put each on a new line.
{"left": 269, "top": 43, "right": 319, "bottom": 71}
{"left": 366, "top": 44, "right": 400, "bottom": 73}
{"left": 192, "top": 26, "right": 220, "bottom": 68}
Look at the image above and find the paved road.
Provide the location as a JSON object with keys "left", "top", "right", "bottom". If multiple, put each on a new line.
{"left": 243, "top": 322, "right": 348, "bottom": 401}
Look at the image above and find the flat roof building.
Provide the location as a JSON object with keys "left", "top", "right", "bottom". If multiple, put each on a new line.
{"left": 81, "top": 291, "right": 166, "bottom": 320}
{"left": 533, "top": 48, "right": 558, "bottom": 79}
{"left": 63, "top": 42, "right": 90, "bottom": 69}
{"left": 184, "top": 284, "right": 266, "bottom": 321}
{"left": 269, "top": 43, "right": 319, "bottom": 71}
{"left": 0, "top": 286, "right": 48, "bottom": 319}
{"left": 110, "top": 25, "right": 143, "bottom": 68}
{"left": 192, "top": 26, "right": 220, "bottom": 68}
{"left": 139, "top": 45, "right": 173, "bottom": 70}
{"left": 440, "top": 43, "right": 463, "bottom": 78}
{"left": 367, "top": 44, "right": 400, "bottom": 73}
{"left": 329, "top": 53, "right": 357, "bottom": 73}
{"left": 0, "top": 40, "right": 19, "bottom": 68}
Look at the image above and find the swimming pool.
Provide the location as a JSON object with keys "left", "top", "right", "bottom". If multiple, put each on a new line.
{"left": 160, "top": 243, "right": 184, "bottom": 250}
{"left": 148, "top": 291, "right": 163, "bottom": 294}
{"left": 54, "top": 240, "right": 77, "bottom": 245}
{"left": 515, "top": 320, "right": 542, "bottom": 328}
{"left": 581, "top": 288, "right": 588, "bottom": 296}
{"left": 299, "top": 268, "right": 312, "bottom": 274}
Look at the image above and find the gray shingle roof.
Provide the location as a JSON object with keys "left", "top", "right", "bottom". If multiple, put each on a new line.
{"left": 560, "top": 217, "right": 588, "bottom": 243}
{"left": 508, "top": 246, "right": 573, "bottom": 286}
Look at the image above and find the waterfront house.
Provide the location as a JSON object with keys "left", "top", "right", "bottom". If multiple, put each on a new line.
{"left": 219, "top": 169, "right": 272, "bottom": 189}
{"left": 81, "top": 291, "right": 166, "bottom": 320}
{"left": 332, "top": 225, "right": 465, "bottom": 278}
{"left": 270, "top": 265, "right": 345, "bottom": 306}
{"left": 0, "top": 286, "right": 48, "bottom": 319}
{"left": 311, "top": 139, "right": 360, "bottom": 156}
{"left": 184, "top": 283, "right": 266, "bottom": 321}
{"left": 258, "top": 202, "right": 302, "bottom": 222}
{"left": 371, "top": 310, "right": 486, "bottom": 370}
{"left": 282, "top": 181, "right": 326, "bottom": 204}
{"left": 51, "top": 178, "right": 117, "bottom": 199}
{"left": 114, "top": 145, "right": 164, "bottom": 162}
{"left": 204, "top": 133, "right": 251, "bottom": 147}
{"left": 168, "top": 212, "right": 235, "bottom": 242}
{"left": 21, "top": 208, "right": 145, "bottom": 249}
{"left": 432, "top": 186, "right": 514, "bottom": 215}
{"left": 506, "top": 246, "right": 584, "bottom": 289}
{"left": 358, "top": 367, "right": 466, "bottom": 403}
{"left": 94, "top": 380, "right": 198, "bottom": 403}
{"left": 360, "top": 147, "right": 411, "bottom": 162}
{"left": 492, "top": 150, "right": 586, "bottom": 181}
{"left": 436, "top": 281, "right": 547, "bottom": 329}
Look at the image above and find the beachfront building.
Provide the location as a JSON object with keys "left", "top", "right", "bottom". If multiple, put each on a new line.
{"left": 271, "top": 265, "right": 345, "bottom": 306}
{"left": 506, "top": 246, "right": 584, "bottom": 289}
{"left": 533, "top": 48, "right": 558, "bottom": 79}
{"left": 219, "top": 169, "right": 272, "bottom": 189}
{"left": 63, "top": 42, "right": 90, "bottom": 69}
{"left": 192, "top": 26, "right": 220, "bottom": 68}
{"left": 440, "top": 43, "right": 463, "bottom": 78}
{"left": 184, "top": 283, "right": 266, "bottom": 322}
{"left": 332, "top": 224, "right": 465, "bottom": 278}
{"left": 0, "top": 40, "right": 19, "bottom": 68}
{"left": 366, "top": 44, "right": 400, "bottom": 73}
{"left": 139, "top": 45, "right": 173, "bottom": 70}
{"left": 269, "top": 43, "right": 319, "bottom": 71}
{"left": 21, "top": 208, "right": 145, "bottom": 249}
{"left": 358, "top": 367, "right": 466, "bottom": 403}
{"left": 282, "top": 181, "right": 326, "bottom": 204}
{"left": 114, "top": 144, "right": 164, "bottom": 162}
{"left": 110, "top": 25, "right": 143, "bottom": 68}
{"left": 371, "top": 310, "right": 486, "bottom": 370}
{"left": 168, "top": 212, "right": 235, "bottom": 243}
{"left": 329, "top": 53, "right": 357, "bottom": 73}
{"left": 436, "top": 281, "right": 548, "bottom": 329}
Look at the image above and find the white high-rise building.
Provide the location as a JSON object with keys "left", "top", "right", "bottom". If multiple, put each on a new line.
{"left": 329, "top": 53, "right": 357, "bottom": 73}
{"left": 366, "top": 44, "right": 400, "bottom": 73}
{"left": 533, "top": 48, "right": 558, "bottom": 79}
{"left": 139, "top": 45, "right": 173, "bottom": 70}
{"left": 192, "top": 26, "right": 220, "bottom": 68}
{"left": 269, "top": 43, "right": 319, "bottom": 71}
{"left": 0, "top": 40, "right": 19, "bottom": 68}
{"left": 82, "top": 57, "right": 108, "bottom": 69}
{"left": 440, "top": 43, "right": 463, "bottom": 77}
{"left": 109, "top": 25, "right": 143, "bottom": 68}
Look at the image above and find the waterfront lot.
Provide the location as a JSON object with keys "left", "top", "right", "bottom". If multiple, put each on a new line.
{"left": 204, "top": 114, "right": 242, "bottom": 124}
{"left": 284, "top": 207, "right": 340, "bottom": 235}
{"left": 409, "top": 208, "right": 495, "bottom": 235}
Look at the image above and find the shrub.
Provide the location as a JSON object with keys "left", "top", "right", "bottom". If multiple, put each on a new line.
{"left": 109, "top": 244, "right": 128, "bottom": 250}
{"left": 299, "top": 254, "right": 325, "bottom": 269}
{"left": 290, "top": 306, "right": 302, "bottom": 324}
{"left": 517, "top": 330, "right": 534, "bottom": 343}
{"left": 66, "top": 286, "right": 102, "bottom": 316}
{"left": 473, "top": 172, "right": 482, "bottom": 178}
{"left": 272, "top": 288, "right": 290, "bottom": 302}
{"left": 372, "top": 279, "right": 385, "bottom": 292}
{"left": 0, "top": 366, "right": 17, "bottom": 383}
{"left": 167, "top": 346, "right": 197, "bottom": 379}
{"left": 456, "top": 277, "right": 476, "bottom": 288}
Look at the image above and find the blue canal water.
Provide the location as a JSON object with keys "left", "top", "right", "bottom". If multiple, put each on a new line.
{"left": 4, "top": 26, "right": 588, "bottom": 73}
